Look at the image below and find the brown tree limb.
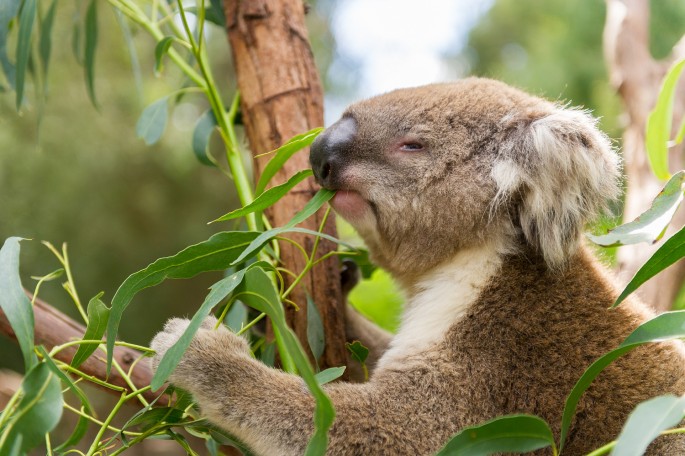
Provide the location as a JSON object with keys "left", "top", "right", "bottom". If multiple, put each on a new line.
{"left": 224, "top": 0, "right": 348, "bottom": 371}
{"left": 0, "top": 295, "right": 162, "bottom": 404}
{"left": 603, "top": 0, "right": 685, "bottom": 311}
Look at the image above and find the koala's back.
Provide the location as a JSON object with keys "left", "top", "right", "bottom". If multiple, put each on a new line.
{"left": 364, "top": 248, "right": 685, "bottom": 456}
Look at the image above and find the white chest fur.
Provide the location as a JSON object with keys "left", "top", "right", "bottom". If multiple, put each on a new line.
{"left": 377, "top": 241, "right": 504, "bottom": 369}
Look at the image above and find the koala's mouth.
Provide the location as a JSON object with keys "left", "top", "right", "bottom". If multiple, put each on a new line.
{"left": 330, "top": 189, "right": 373, "bottom": 222}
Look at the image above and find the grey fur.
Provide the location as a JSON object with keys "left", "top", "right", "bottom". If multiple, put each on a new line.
{"left": 151, "top": 78, "right": 685, "bottom": 455}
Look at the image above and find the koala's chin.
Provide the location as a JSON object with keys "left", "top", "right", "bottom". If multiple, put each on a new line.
{"left": 151, "top": 78, "right": 685, "bottom": 456}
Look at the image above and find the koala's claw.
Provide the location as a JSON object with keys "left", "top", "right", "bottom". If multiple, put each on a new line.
{"left": 150, "top": 316, "right": 251, "bottom": 386}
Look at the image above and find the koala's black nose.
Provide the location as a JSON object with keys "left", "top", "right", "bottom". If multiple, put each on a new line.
{"left": 310, "top": 116, "right": 357, "bottom": 188}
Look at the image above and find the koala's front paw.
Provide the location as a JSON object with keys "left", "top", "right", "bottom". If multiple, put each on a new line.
{"left": 150, "top": 316, "right": 251, "bottom": 389}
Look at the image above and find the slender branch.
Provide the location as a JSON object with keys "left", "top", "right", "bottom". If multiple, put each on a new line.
{"left": 0, "top": 293, "right": 164, "bottom": 404}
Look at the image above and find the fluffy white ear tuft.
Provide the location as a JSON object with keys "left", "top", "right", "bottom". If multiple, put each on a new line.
{"left": 492, "top": 107, "right": 621, "bottom": 269}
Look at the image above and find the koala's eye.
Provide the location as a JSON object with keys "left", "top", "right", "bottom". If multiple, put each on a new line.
{"left": 400, "top": 142, "right": 424, "bottom": 152}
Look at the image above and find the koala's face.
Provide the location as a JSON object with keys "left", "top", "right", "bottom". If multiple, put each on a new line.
{"left": 310, "top": 78, "right": 619, "bottom": 281}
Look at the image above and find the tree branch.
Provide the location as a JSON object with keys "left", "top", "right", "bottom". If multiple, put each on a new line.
{"left": 0, "top": 295, "right": 163, "bottom": 404}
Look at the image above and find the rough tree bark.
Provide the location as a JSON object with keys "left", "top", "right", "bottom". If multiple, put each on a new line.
{"left": 603, "top": 0, "right": 685, "bottom": 311}
{"left": 0, "top": 296, "right": 162, "bottom": 404}
{"left": 224, "top": 0, "right": 348, "bottom": 369}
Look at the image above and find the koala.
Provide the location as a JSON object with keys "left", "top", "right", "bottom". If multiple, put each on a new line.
{"left": 151, "top": 78, "right": 685, "bottom": 455}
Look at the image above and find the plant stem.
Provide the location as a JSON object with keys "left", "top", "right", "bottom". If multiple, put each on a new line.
{"left": 585, "top": 441, "right": 615, "bottom": 456}
{"left": 62, "top": 402, "right": 142, "bottom": 436}
{"left": 85, "top": 386, "right": 151, "bottom": 456}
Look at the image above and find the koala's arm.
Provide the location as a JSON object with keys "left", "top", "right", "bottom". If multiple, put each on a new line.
{"left": 151, "top": 318, "right": 380, "bottom": 456}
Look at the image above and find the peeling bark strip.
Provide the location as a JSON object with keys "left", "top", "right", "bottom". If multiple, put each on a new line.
{"left": 0, "top": 295, "right": 163, "bottom": 404}
{"left": 224, "top": 0, "right": 348, "bottom": 370}
{"left": 603, "top": 0, "right": 685, "bottom": 311}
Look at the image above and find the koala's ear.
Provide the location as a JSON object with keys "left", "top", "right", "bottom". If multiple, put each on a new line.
{"left": 492, "top": 107, "right": 621, "bottom": 270}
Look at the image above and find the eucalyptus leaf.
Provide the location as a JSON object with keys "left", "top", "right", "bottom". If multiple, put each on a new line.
{"left": 612, "top": 394, "right": 685, "bottom": 456}
{"left": 587, "top": 171, "right": 685, "bottom": 247}
{"left": 14, "top": 0, "right": 36, "bottom": 110}
{"left": 315, "top": 367, "right": 345, "bottom": 385}
{"left": 435, "top": 415, "right": 555, "bottom": 456}
{"left": 71, "top": 292, "right": 110, "bottom": 368}
{"left": 186, "top": 0, "right": 226, "bottom": 27}
{"left": 84, "top": 0, "right": 98, "bottom": 107}
{"left": 136, "top": 96, "right": 169, "bottom": 145}
{"left": 345, "top": 340, "right": 369, "bottom": 365}
{"left": 0, "top": 237, "right": 36, "bottom": 370}
{"left": 224, "top": 301, "right": 248, "bottom": 333}
{"left": 239, "top": 267, "right": 335, "bottom": 456}
{"left": 614, "top": 224, "right": 685, "bottom": 306}
{"left": 231, "top": 188, "right": 335, "bottom": 265}
{"left": 37, "top": 346, "right": 94, "bottom": 451}
{"left": 38, "top": 0, "right": 57, "bottom": 82}
{"left": 0, "top": 0, "right": 20, "bottom": 88}
{"left": 0, "top": 363, "right": 63, "bottom": 456}
{"left": 675, "top": 115, "right": 685, "bottom": 146}
{"left": 645, "top": 59, "right": 685, "bottom": 180}
{"left": 307, "top": 294, "right": 325, "bottom": 362}
{"left": 192, "top": 109, "right": 218, "bottom": 166}
{"left": 107, "top": 231, "right": 259, "bottom": 374}
{"left": 255, "top": 128, "right": 324, "bottom": 194}
{"left": 559, "top": 311, "right": 685, "bottom": 451}
{"left": 151, "top": 269, "right": 248, "bottom": 390}
{"left": 154, "top": 36, "right": 174, "bottom": 76}
{"left": 213, "top": 170, "right": 313, "bottom": 222}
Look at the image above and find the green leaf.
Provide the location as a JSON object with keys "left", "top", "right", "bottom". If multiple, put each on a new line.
{"left": 645, "top": 59, "right": 685, "bottom": 180}
{"left": 435, "top": 414, "right": 555, "bottom": 456}
{"left": 113, "top": 9, "right": 143, "bottom": 102}
{"left": 107, "top": 231, "right": 259, "bottom": 374}
{"left": 239, "top": 267, "right": 335, "bottom": 456}
{"left": 213, "top": 170, "right": 313, "bottom": 222}
{"left": 0, "top": 363, "right": 63, "bottom": 456}
{"left": 0, "top": 237, "right": 36, "bottom": 370}
{"left": 192, "top": 109, "right": 218, "bottom": 166}
{"left": 231, "top": 188, "right": 335, "bottom": 265}
{"left": 612, "top": 394, "right": 685, "bottom": 456}
{"left": 615, "top": 223, "right": 685, "bottom": 306}
{"left": 154, "top": 36, "right": 174, "bottom": 76}
{"left": 674, "top": 115, "right": 685, "bottom": 146}
{"left": 0, "top": 0, "right": 20, "bottom": 88}
{"left": 14, "top": 0, "right": 36, "bottom": 110}
{"left": 588, "top": 171, "right": 685, "bottom": 247}
{"left": 559, "top": 311, "right": 685, "bottom": 451}
{"left": 224, "top": 301, "right": 248, "bottom": 333}
{"left": 83, "top": 0, "right": 98, "bottom": 107}
{"left": 186, "top": 0, "right": 226, "bottom": 27}
{"left": 37, "top": 346, "right": 94, "bottom": 451}
{"left": 136, "top": 96, "right": 169, "bottom": 145}
{"left": 307, "top": 294, "right": 325, "bottom": 362}
{"left": 315, "top": 367, "right": 345, "bottom": 385}
{"left": 38, "top": 0, "right": 57, "bottom": 82}
{"left": 345, "top": 340, "right": 369, "bottom": 364}
{"left": 71, "top": 292, "right": 110, "bottom": 368}
{"left": 151, "top": 269, "right": 248, "bottom": 390}
{"left": 255, "top": 128, "right": 324, "bottom": 194}
{"left": 126, "top": 407, "right": 185, "bottom": 431}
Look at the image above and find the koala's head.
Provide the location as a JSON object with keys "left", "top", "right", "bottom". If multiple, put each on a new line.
{"left": 310, "top": 78, "right": 620, "bottom": 282}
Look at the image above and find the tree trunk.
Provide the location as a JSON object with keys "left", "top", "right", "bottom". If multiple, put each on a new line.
{"left": 603, "top": 0, "right": 685, "bottom": 311}
{"left": 223, "top": 0, "right": 347, "bottom": 370}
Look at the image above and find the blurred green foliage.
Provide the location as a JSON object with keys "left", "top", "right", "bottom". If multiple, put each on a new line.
{"left": 0, "top": 5, "right": 241, "bottom": 364}
{"left": 464, "top": 0, "right": 685, "bottom": 139}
